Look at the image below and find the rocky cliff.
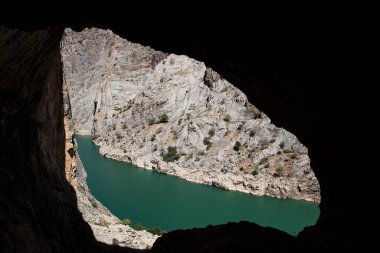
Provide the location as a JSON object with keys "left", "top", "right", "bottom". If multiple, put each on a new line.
{"left": 61, "top": 28, "right": 320, "bottom": 202}
{"left": 64, "top": 82, "right": 158, "bottom": 249}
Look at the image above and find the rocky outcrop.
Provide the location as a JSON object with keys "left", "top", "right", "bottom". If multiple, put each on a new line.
{"left": 64, "top": 82, "right": 158, "bottom": 249}
{"left": 62, "top": 28, "right": 320, "bottom": 202}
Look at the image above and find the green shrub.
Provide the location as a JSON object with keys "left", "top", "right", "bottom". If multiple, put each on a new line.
{"left": 126, "top": 99, "right": 134, "bottom": 110}
{"left": 237, "top": 122, "right": 245, "bottom": 131}
{"left": 203, "top": 137, "right": 213, "bottom": 150}
{"left": 132, "top": 222, "right": 145, "bottom": 231}
{"left": 162, "top": 146, "right": 180, "bottom": 162}
{"left": 158, "top": 114, "right": 169, "bottom": 123}
{"left": 89, "top": 198, "right": 98, "bottom": 208}
{"left": 254, "top": 112, "right": 262, "bottom": 119}
{"left": 120, "top": 218, "right": 131, "bottom": 225}
{"left": 233, "top": 141, "right": 242, "bottom": 151}
{"left": 203, "top": 137, "right": 212, "bottom": 145}
{"left": 224, "top": 114, "right": 231, "bottom": 122}
{"left": 274, "top": 167, "right": 283, "bottom": 177}
{"left": 147, "top": 227, "right": 166, "bottom": 236}
{"left": 148, "top": 118, "right": 156, "bottom": 125}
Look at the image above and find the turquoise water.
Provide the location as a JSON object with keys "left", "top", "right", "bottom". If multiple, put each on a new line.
{"left": 75, "top": 135, "right": 319, "bottom": 235}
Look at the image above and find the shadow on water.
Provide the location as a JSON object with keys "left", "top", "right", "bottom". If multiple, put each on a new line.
{"left": 75, "top": 135, "right": 319, "bottom": 236}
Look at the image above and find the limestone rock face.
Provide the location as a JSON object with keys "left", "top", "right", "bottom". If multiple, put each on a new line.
{"left": 63, "top": 81, "right": 158, "bottom": 249}
{"left": 61, "top": 28, "right": 320, "bottom": 202}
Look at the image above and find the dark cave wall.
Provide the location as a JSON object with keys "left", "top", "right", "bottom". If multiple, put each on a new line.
{"left": 0, "top": 26, "right": 96, "bottom": 253}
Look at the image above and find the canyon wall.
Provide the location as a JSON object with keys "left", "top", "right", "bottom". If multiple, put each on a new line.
{"left": 64, "top": 82, "right": 158, "bottom": 249}
{"left": 61, "top": 28, "right": 320, "bottom": 202}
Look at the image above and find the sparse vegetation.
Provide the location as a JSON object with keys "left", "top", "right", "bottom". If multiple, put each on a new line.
{"left": 237, "top": 122, "right": 245, "bottom": 131}
{"left": 89, "top": 197, "right": 98, "bottom": 208}
{"left": 151, "top": 134, "right": 156, "bottom": 141}
{"left": 233, "top": 141, "right": 242, "bottom": 151}
{"left": 270, "top": 139, "right": 275, "bottom": 143}
{"left": 252, "top": 170, "right": 258, "bottom": 176}
{"left": 126, "top": 99, "right": 134, "bottom": 110}
{"left": 115, "top": 132, "right": 122, "bottom": 139}
{"left": 162, "top": 146, "right": 180, "bottom": 162}
{"left": 274, "top": 167, "right": 283, "bottom": 177}
{"left": 132, "top": 222, "right": 145, "bottom": 231}
{"left": 178, "top": 118, "right": 183, "bottom": 125}
{"left": 249, "top": 130, "right": 255, "bottom": 137}
{"left": 254, "top": 112, "right": 262, "bottom": 119}
{"left": 148, "top": 118, "right": 155, "bottom": 125}
{"left": 147, "top": 227, "right": 166, "bottom": 236}
{"left": 197, "top": 151, "right": 205, "bottom": 156}
{"left": 279, "top": 141, "right": 285, "bottom": 149}
{"left": 224, "top": 114, "right": 231, "bottom": 122}
{"left": 158, "top": 113, "right": 169, "bottom": 123}
{"left": 203, "top": 136, "right": 213, "bottom": 151}
{"left": 290, "top": 153, "right": 297, "bottom": 159}
{"left": 203, "top": 137, "right": 211, "bottom": 145}
{"left": 225, "top": 130, "right": 231, "bottom": 137}
{"left": 120, "top": 218, "right": 131, "bottom": 225}
{"left": 208, "top": 128, "right": 215, "bottom": 137}
{"left": 260, "top": 157, "right": 268, "bottom": 164}
{"left": 96, "top": 219, "right": 110, "bottom": 227}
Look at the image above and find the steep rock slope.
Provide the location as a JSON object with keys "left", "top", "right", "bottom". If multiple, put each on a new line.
{"left": 61, "top": 28, "right": 320, "bottom": 202}
{"left": 63, "top": 83, "right": 158, "bottom": 249}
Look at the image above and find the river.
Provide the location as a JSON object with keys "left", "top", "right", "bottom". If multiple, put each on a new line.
{"left": 75, "top": 135, "right": 319, "bottom": 236}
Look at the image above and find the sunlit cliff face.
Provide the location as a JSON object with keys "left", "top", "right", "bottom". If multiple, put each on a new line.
{"left": 61, "top": 28, "right": 320, "bottom": 203}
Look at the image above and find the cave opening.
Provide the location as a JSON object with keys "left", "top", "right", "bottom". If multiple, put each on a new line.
{"left": 61, "top": 27, "right": 320, "bottom": 248}
{"left": 2, "top": 17, "right": 354, "bottom": 251}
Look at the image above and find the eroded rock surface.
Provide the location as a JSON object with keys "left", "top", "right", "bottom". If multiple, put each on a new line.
{"left": 64, "top": 82, "right": 158, "bottom": 249}
{"left": 61, "top": 28, "right": 320, "bottom": 202}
